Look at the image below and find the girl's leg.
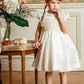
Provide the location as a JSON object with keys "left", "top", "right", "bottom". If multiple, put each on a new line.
{"left": 59, "top": 72, "right": 67, "bottom": 84}
{"left": 45, "top": 72, "right": 52, "bottom": 84}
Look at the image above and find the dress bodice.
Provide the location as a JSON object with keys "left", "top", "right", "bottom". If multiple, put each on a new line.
{"left": 41, "top": 12, "right": 61, "bottom": 31}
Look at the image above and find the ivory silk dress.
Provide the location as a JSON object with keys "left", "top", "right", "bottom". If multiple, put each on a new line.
{"left": 32, "top": 11, "right": 80, "bottom": 72}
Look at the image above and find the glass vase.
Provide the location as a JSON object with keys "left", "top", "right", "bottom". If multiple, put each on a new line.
{"left": 3, "top": 22, "right": 11, "bottom": 41}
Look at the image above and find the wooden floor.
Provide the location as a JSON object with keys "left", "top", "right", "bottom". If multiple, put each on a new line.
{"left": 1, "top": 71, "right": 84, "bottom": 84}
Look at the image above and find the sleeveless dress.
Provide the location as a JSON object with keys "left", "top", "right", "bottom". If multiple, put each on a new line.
{"left": 32, "top": 11, "right": 80, "bottom": 72}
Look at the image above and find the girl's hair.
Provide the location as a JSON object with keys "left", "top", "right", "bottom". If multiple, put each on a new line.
{"left": 40, "top": 0, "right": 62, "bottom": 24}
{"left": 40, "top": 4, "right": 47, "bottom": 23}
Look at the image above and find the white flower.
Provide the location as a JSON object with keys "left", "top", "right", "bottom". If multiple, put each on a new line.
{"left": 17, "top": 3, "right": 21, "bottom": 9}
{"left": 4, "top": 0, "right": 19, "bottom": 14}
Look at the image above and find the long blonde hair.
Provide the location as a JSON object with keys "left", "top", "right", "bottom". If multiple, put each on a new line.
{"left": 40, "top": 4, "right": 47, "bottom": 23}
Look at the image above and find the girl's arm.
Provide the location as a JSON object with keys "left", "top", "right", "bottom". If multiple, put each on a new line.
{"left": 33, "top": 22, "right": 41, "bottom": 48}
{"left": 56, "top": 10, "right": 69, "bottom": 34}
{"left": 58, "top": 17, "right": 69, "bottom": 34}
{"left": 35, "top": 22, "right": 41, "bottom": 42}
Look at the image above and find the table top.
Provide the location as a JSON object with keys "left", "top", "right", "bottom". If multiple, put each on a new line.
{"left": 0, "top": 40, "right": 36, "bottom": 52}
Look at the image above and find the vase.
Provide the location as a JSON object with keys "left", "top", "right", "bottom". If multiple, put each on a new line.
{"left": 3, "top": 22, "right": 11, "bottom": 41}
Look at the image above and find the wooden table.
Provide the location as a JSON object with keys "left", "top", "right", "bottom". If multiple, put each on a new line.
{"left": 0, "top": 42, "right": 38, "bottom": 84}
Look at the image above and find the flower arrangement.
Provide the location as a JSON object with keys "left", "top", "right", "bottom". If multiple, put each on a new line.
{"left": 0, "top": 0, "right": 32, "bottom": 41}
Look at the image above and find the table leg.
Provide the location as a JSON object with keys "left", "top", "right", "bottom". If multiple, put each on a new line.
{"left": 0, "top": 60, "right": 2, "bottom": 84}
{"left": 35, "top": 69, "right": 38, "bottom": 84}
{"left": 8, "top": 56, "right": 12, "bottom": 84}
{"left": 21, "top": 51, "right": 26, "bottom": 84}
{"left": 35, "top": 49, "right": 38, "bottom": 84}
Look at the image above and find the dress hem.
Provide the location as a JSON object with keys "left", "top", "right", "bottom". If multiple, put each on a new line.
{"left": 32, "top": 64, "right": 80, "bottom": 72}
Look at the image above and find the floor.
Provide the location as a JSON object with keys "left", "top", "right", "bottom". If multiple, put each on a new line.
{"left": 1, "top": 71, "right": 84, "bottom": 84}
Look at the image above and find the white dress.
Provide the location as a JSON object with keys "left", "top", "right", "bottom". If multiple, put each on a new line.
{"left": 32, "top": 11, "right": 80, "bottom": 72}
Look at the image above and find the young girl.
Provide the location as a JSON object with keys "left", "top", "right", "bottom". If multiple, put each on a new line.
{"left": 32, "top": 0, "right": 80, "bottom": 84}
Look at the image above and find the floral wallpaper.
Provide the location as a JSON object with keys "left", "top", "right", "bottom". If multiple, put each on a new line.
{"left": 27, "top": 0, "right": 84, "bottom": 3}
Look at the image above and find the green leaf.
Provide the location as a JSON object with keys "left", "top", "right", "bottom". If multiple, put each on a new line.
{"left": 0, "top": 13, "right": 2, "bottom": 17}
{"left": 4, "top": 13, "right": 12, "bottom": 22}
{"left": 13, "top": 16, "right": 29, "bottom": 27}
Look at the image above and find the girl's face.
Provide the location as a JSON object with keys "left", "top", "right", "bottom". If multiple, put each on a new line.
{"left": 46, "top": 0, "right": 61, "bottom": 13}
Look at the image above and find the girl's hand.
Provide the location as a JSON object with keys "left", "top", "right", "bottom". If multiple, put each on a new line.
{"left": 32, "top": 41, "right": 40, "bottom": 48}
{"left": 55, "top": 10, "right": 62, "bottom": 19}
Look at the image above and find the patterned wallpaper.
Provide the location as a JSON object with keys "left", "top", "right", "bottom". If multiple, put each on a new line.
{"left": 27, "top": 0, "right": 84, "bottom": 3}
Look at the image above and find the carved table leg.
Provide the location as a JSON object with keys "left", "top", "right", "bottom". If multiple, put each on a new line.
{"left": 21, "top": 51, "right": 26, "bottom": 84}
{"left": 9, "top": 56, "right": 12, "bottom": 84}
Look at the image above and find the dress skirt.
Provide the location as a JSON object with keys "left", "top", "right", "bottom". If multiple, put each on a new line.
{"left": 32, "top": 30, "right": 80, "bottom": 72}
